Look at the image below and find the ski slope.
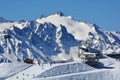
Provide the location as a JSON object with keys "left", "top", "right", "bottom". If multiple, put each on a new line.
{"left": 34, "top": 69, "right": 111, "bottom": 80}
{"left": 0, "top": 62, "right": 31, "bottom": 80}
{"left": 3, "top": 56, "right": 120, "bottom": 80}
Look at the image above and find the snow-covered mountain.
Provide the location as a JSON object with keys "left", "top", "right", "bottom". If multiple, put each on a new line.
{"left": 0, "top": 12, "right": 120, "bottom": 63}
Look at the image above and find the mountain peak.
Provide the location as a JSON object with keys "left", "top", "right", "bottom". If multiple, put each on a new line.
{"left": 0, "top": 13, "right": 120, "bottom": 63}
{"left": 0, "top": 17, "right": 10, "bottom": 23}
{"left": 0, "top": 17, "right": 6, "bottom": 22}
{"left": 55, "top": 11, "right": 64, "bottom": 16}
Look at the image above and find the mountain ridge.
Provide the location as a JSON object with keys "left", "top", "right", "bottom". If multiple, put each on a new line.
{"left": 0, "top": 12, "right": 120, "bottom": 63}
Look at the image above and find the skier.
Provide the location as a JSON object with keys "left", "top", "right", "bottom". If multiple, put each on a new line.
{"left": 38, "top": 60, "right": 41, "bottom": 66}
{"left": 16, "top": 76, "right": 18, "bottom": 79}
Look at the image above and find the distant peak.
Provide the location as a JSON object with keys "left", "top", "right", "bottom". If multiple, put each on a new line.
{"left": 55, "top": 11, "right": 64, "bottom": 16}
{"left": 18, "top": 20, "right": 26, "bottom": 23}
{"left": 115, "top": 31, "right": 120, "bottom": 34}
{"left": 0, "top": 17, "right": 9, "bottom": 23}
{"left": 0, "top": 17, "right": 4, "bottom": 19}
{"left": 0, "top": 17, "right": 5, "bottom": 21}
{"left": 39, "top": 14, "right": 44, "bottom": 19}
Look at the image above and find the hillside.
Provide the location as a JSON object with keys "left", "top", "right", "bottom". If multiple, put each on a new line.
{"left": 0, "top": 12, "right": 120, "bottom": 63}
{"left": 4, "top": 56, "right": 120, "bottom": 80}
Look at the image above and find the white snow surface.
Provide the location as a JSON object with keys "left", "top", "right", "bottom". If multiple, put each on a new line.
{"left": 2, "top": 56, "right": 120, "bottom": 80}
{"left": 36, "top": 14, "right": 95, "bottom": 40}
{"left": 0, "top": 62, "right": 31, "bottom": 79}
{"left": 0, "top": 22, "right": 28, "bottom": 32}
{"left": 111, "top": 31, "right": 120, "bottom": 40}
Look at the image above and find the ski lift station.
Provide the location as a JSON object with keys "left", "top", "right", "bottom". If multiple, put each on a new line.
{"left": 70, "top": 45, "right": 102, "bottom": 63}
{"left": 79, "top": 46, "right": 102, "bottom": 62}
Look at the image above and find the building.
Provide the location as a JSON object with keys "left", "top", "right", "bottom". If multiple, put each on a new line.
{"left": 78, "top": 46, "right": 100, "bottom": 62}
{"left": 24, "top": 58, "right": 34, "bottom": 64}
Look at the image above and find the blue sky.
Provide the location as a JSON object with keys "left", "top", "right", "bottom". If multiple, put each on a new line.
{"left": 0, "top": 0, "right": 120, "bottom": 31}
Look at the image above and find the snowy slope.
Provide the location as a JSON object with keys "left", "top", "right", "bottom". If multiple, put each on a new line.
{"left": 0, "top": 12, "right": 120, "bottom": 63}
{"left": 111, "top": 31, "right": 120, "bottom": 42}
{"left": 4, "top": 56, "right": 120, "bottom": 80}
{"left": 34, "top": 57, "right": 120, "bottom": 80}
{"left": 36, "top": 13, "right": 94, "bottom": 40}
{"left": 0, "top": 62, "right": 31, "bottom": 80}
{"left": 36, "top": 12, "right": 120, "bottom": 54}
{"left": 37, "top": 62, "right": 94, "bottom": 78}
{"left": 0, "top": 21, "right": 78, "bottom": 62}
